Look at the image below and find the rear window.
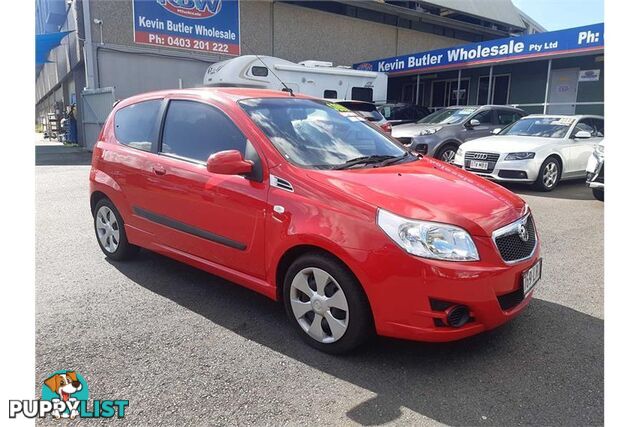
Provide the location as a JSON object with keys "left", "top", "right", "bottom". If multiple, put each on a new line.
{"left": 337, "top": 101, "right": 384, "bottom": 122}
{"left": 114, "top": 99, "right": 162, "bottom": 152}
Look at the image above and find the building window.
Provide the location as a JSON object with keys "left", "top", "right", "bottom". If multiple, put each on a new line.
{"left": 477, "top": 74, "right": 511, "bottom": 105}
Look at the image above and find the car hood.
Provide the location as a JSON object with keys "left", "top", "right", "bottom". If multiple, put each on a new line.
{"left": 461, "top": 135, "right": 559, "bottom": 152}
{"left": 306, "top": 158, "right": 526, "bottom": 237}
{"left": 391, "top": 122, "right": 452, "bottom": 138}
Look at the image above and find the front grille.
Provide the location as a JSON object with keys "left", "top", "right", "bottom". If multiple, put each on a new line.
{"left": 464, "top": 152, "right": 500, "bottom": 173}
{"left": 396, "top": 137, "right": 413, "bottom": 146}
{"left": 494, "top": 215, "right": 537, "bottom": 263}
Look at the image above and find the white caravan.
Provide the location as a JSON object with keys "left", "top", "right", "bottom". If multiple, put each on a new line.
{"left": 203, "top": 55, "right": 387, "bottom": 103}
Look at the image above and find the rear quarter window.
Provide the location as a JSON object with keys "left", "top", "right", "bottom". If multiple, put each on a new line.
{"left": 114, "top": 99, "right": 162, "bottom": 152}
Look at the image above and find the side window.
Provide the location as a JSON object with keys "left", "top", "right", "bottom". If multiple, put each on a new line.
{"left": 496, "top": 110, "right": 520, "bottom": 126}
{"left": 114, "top": 99, "right": 162, "bottom": 152}
{"left": 161, "top": 100, "right": 248, "bottom": 163}
{"left": 351, "top": 87, "right": 373, "bottom": 102}
{"left": 572, "top": 120, "right": 596, "bottom": 137}
{"left": 471, "top": 110, "right": 493, "bottom": 124}
{"left": 591, "top": 118, "right": 604, "bottom": 137}
{"left": 251, "top": 66, "right": 268, "bottom": 77}
{"left": 323, "top": 90, "right": 338, "bottom": 99}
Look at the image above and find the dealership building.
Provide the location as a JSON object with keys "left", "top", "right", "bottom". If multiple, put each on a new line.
{"left": 36, "top": 0, "right": 603, "bottom": 148}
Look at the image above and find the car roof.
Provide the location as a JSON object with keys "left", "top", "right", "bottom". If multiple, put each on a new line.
{"left": 524, "top": 114, "right": 604, "bottom": 119}
{"left": 122, "top": 87, "right": 312, "bottom": 105}
{"left": 442, "top": 105, "right": 523, "bottom": 111}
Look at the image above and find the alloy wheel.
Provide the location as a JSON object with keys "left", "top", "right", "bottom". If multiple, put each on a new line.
{"left": 543, "top": 162, "right": 558, "bottom": 188}
{"left": 289, "top": 267, "right": 349, "bottom": 343}
{"left": 440, "top": 149, "right": 456, "bottom": 163}
{"left": 95, "top": 206, "right": 120, "bottom": 253}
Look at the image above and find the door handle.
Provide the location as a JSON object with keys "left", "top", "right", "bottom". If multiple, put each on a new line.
{"left": 152, "top": 165, "right": 166, "bottom": 176}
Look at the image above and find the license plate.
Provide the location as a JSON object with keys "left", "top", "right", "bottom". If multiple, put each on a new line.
{"left": 522, "top": 259, "right": 542, "bottom": 296}
{"left": 470, "top": 160, "right": 489, "bottom": 170}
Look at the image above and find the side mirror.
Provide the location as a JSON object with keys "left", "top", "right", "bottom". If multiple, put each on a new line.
{"left": 206, "top": 150, "right": 253, "bottom": 176}
{"left": 574, "top": 130, "right": 592, "bottom": 139}
{"left": 491, "top": 128, "right": 502, "bottom": 135}
{"left": 466, "top": 119, "right": 480, "bottom": 128}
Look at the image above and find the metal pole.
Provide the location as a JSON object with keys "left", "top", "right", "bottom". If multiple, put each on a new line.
{"left": 543, "top": 59, "right": 552, "bottom": 114}
{"left": 456, "top": 69, "right": 462, "bottom": 106}
{"left": 487, "top": 65, "right": 493, "bottom": 104}
{"left": 82, "top": 0, "right": 97, "bottom": 89}
{"left": 415, "top": 74, "right": 420, "bottom": 105}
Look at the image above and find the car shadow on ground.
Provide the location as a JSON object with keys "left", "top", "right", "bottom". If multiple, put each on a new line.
{"left": 35, "top": 144, "right": 92, "bottom": 166}
{"left": 108, "top": 250, "right": 604, "bottom": 426}
{"left": 501, "top": 179, "right": 596, "bottom": 201}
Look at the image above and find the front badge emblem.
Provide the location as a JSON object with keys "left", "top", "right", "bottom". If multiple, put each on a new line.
{"left": 518, "top": 224, "right": 529, "bottom": 242}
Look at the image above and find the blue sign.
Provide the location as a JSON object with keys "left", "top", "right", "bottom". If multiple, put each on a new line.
{"left": 132, "top": 0, "right": 240, "bottom": 56}
{"left": 354, "top": 23, "right": 604, "bottom": 75}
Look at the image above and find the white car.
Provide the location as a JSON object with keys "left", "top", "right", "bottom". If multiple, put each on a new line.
{"left": 453, "top": 114, "right": 604, "bottom": 191}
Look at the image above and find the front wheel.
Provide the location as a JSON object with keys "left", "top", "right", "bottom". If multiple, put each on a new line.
{"left": 437, "top": 144, "right": 458, "bottom": 163}
{"left": 592, "top": 187, "right": 604, "bottom": 201}
{"left": 534, "top": 157, "right": 560, "bottom": 191}
{"left": 283, "top": 253, "right": 372, "bottom": 354}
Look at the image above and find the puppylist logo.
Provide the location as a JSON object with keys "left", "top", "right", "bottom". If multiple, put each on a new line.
{"left": 9, "top": 370, "right": 129, "bottom": 419}
{"left": 157, "top": 0, "right": 223, "bottom": 19}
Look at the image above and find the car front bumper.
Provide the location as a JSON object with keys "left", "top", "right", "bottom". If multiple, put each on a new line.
{"left": 357, "top": 232, "right": 541, "bottom": 343}
{"left": 453, "top": 153, "right": 542, "bottom": 184}
{"left": 586, "top": 153, "right": 604, "bottom": 189}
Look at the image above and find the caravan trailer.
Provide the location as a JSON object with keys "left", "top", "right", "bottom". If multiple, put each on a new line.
{"left": 203, "top": 55, "right": 387, "bottom": 103}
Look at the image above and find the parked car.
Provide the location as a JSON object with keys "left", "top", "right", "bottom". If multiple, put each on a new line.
{"left": 391, "top": 105, "right": 526, "bottom": 162}
{"left": 377, "top": 103, "right": 431, "bottom": 125}
{"left": 586, "top": 140, "right": 604, "bottom": 201}
{"left": 334, "top": 100, "right": 392, "bottom": 134}
{"left": 90, "top": 88, "right": 541, "bottom": 353}
{"left": 454, "top": 114, "right": 604, "bottom": 191}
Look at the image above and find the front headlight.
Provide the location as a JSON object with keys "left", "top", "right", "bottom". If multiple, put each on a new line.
{"left": 596, "top": 144, "right": 604, "bottom": 155}
{"left": 377, "top": 209, "right": 479, "bottom": 261}
{"left": 419, "top": 126, "right": 442, "bottom": 136}
{"left": 505, "top": 152, "right": 536, "bottom": 160}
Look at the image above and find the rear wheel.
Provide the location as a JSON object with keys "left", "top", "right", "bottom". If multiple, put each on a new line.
{"left": 93, "top": 198, "right": 139, "bottom": 261}
{"left": 534, "top": 157, "right": 560, "bottom": 191}
{"left": 283, "top": 253, "right": 372, "bottom": 354}
{"left": 437, "top": 144, "right": 458, "bottom": 163}
{"left": 592, "top": 187, "right": 604, "bottom": 201}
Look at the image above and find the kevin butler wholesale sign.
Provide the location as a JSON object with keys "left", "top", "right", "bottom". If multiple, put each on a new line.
{"left": 354, "top": 23, "right": 604, "bottom": 75}
{"left": 133, "top": 0, "right": 240, "bottom": 56}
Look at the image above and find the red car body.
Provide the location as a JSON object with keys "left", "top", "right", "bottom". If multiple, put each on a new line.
{"left": 90, "top": 88, "right": 540, "bottom": 344}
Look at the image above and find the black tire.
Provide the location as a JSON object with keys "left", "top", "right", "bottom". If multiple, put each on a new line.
{"left": 436, "top": 143, "right": 458, "bottom": 163}
{"left": 592, "top": 187, "right": 604, "bottom": 201}
{"left": 93, "top": 198, "right": 139, "bottom": 261}
{"left": 283, "top": 252, "right": 373, "bottom": 354}
{"left": 534, "top": 157, "right": 561, "bottom": 191}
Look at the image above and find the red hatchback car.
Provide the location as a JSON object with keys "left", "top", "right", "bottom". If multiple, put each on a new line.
{"left": 90, "top": 88, "right": 542, "bottom": 353}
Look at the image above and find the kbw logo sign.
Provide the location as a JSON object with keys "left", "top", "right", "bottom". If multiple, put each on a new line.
{"left": 157, "top": 0, "right": 223, "bottom": 19}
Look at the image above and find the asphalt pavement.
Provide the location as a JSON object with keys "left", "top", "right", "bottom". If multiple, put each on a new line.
{"left": 35, "top": 149, "right": 603, "bottom": 426}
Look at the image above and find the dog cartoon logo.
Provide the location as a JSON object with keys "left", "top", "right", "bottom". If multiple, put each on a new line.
{"left": 42, "top": 371, "right": 88, "bottom": 419}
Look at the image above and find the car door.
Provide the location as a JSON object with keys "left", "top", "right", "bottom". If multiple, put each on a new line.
{"left": 462, "top": 109, "right": 494, "bottom": 141}
{"left": 565, "top": 119, "right": 600, "bottom": 176}
{"left": 135, "top": 97, "right": 269, "bottom": 279}
{"left": 496, "top": 109, "right": 524, "bottom": 131}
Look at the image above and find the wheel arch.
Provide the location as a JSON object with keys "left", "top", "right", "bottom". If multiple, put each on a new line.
{"left": 435, "top": 139, "right": 462, "bottom": 157}
{"left": 545, "top": 153, "right": 564, "bottom": 178}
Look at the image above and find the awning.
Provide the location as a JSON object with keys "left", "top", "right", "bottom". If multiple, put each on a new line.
{"left": 36, "top": 31, "right": 72, "bottom": 65}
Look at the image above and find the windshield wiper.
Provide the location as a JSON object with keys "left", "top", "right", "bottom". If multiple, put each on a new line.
{"left": 376, "top": 152, "right": 410, "bottom": 167}
{"left": 333, "top": 155, "right": 397, "bottom": 170}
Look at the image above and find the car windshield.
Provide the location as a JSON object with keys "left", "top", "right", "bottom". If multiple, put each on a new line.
{"left": 239, "top": 98, "right": 407, "bottom": 169}
{"left": 418, "top": 107, "right": 477, "bottom": 125}
{"left": 500, "top": 117, "right": 574, "bottom": 138}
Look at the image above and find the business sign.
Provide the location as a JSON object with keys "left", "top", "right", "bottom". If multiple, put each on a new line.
{"left": 354, "top": 23, "right": 604, "bottom": 76}
{"left": 579, "top": 69, "right": 601, "bottom": 82}
{"left": 132, "top": 0, "right": 240, "bottom": 56}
